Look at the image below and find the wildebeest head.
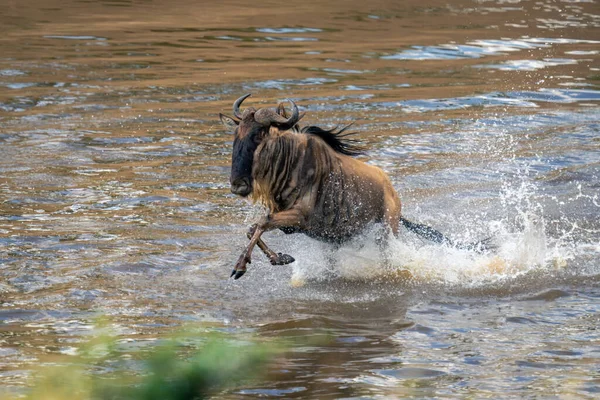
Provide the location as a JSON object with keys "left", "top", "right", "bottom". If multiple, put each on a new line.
{"left": 220, "top": 94, "right": 301, "bottom": 197}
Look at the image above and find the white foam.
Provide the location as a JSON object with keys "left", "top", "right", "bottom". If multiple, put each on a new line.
{"left": 287, "top": 176, "right": 586, "bottom": 288}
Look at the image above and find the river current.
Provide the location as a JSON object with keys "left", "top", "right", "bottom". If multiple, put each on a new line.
{"left": 1, "top": 0, "right": 599, "bottom": 398}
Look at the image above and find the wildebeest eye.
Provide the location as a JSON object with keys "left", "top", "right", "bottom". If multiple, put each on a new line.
{"left": 251, "top": 129, "right": 265, "bottom": 144}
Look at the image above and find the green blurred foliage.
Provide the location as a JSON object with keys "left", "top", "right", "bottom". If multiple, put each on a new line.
{"left": 4, "top": 320, "right": 280, "bottom": 400}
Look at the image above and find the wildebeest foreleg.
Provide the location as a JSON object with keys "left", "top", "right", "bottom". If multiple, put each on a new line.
{"left": 232, "top": 209, "right": 305, "bottom": 279}
{"left": 231, "top": 226, "right": 265, "bottom": 279}
{"left": 246, "top": 225, "right": 295, "bottom": 266}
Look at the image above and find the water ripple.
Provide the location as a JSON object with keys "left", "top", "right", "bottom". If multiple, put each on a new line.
{"left": 476, "top": 58, "right": 580, "bottom": 71}
{"left": 382, "top": 37, "right": 600, "bottom": 60}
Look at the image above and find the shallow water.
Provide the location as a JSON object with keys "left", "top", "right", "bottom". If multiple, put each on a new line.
{"left": 1, "top": 0, "right": 599, "bottom": 398}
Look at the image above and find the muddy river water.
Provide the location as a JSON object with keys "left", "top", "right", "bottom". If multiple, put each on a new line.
{"left": 1, "top": 0, "right": 599, "bottom": 398}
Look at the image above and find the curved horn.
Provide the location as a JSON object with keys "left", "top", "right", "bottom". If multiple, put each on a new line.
{"left": 233, "top": 93, "right": 252, "bottom": 119}
{"left": 254, "top": 99, "right": 300, "bottom": 130}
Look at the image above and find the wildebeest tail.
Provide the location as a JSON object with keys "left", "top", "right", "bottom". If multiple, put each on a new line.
{"left": 399, "top": 217, "right": 493, "bottom": 252}
{"left": 400, "top": 217, "right": 452, "bottom": 245}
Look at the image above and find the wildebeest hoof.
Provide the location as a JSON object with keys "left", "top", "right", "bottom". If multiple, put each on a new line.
{"left": 231, "top": 254, "right": 250, "bottom": 279}
{"left": 233, "top": 269, "right": 246, "bottom": 280}
{"left": 270, "top": 253, "right": 295, "bottom": 266}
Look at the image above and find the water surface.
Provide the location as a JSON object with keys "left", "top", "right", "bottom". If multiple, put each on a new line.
{"left": 1, "top": 0, "right": 599, "bottom": 398}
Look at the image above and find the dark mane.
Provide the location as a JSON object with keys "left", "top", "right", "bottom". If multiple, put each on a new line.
{"left": 300, "top": 125, "right": 365, "bottom": 156}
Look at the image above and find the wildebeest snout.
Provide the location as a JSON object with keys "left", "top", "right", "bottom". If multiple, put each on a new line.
{"left": 231, "top": 177, "right": 251, "bottom": 197}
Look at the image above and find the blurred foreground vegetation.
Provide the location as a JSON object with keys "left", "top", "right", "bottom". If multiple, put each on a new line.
{"left": 2, "top": 321, "right": 280, "bottom": 400}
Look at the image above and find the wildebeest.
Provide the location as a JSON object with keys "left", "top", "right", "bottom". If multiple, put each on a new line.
{"left": 220, "top": 94, "right": 488, "bottom": 279}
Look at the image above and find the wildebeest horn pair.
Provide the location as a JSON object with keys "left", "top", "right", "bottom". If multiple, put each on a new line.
{"left": 221, "top": 95, "right": 493, "bottom": 280}
{"left": 233, "top": 93, "right": 300, "bottom": 130}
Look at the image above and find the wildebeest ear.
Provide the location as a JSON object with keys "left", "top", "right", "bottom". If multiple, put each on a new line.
{"left": 219, "top": 113, "right": 239, "bottom": 130}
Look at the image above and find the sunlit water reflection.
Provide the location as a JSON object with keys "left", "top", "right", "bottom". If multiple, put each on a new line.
{"left": 1, "top": 0, "right": 599, "bottom": 398}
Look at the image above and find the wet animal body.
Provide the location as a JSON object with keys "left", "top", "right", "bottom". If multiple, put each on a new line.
{"left": 220, "top": 94, "right": 478, "bottom": 279}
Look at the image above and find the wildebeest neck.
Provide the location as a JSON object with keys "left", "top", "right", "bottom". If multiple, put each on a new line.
{"left": 252, "top": 133, "right": 322, "bottom": 212}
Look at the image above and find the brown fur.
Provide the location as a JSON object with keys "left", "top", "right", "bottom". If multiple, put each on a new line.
{"left": 252, "top": 131, "right": 401, "bottom": 242}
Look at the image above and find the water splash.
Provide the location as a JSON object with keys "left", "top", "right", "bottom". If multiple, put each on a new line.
{"left": 286, "top": 112, "right": 599, "bottom": 289}
{"left": 287, "top": 190, "right": 571, "bottom": 289}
